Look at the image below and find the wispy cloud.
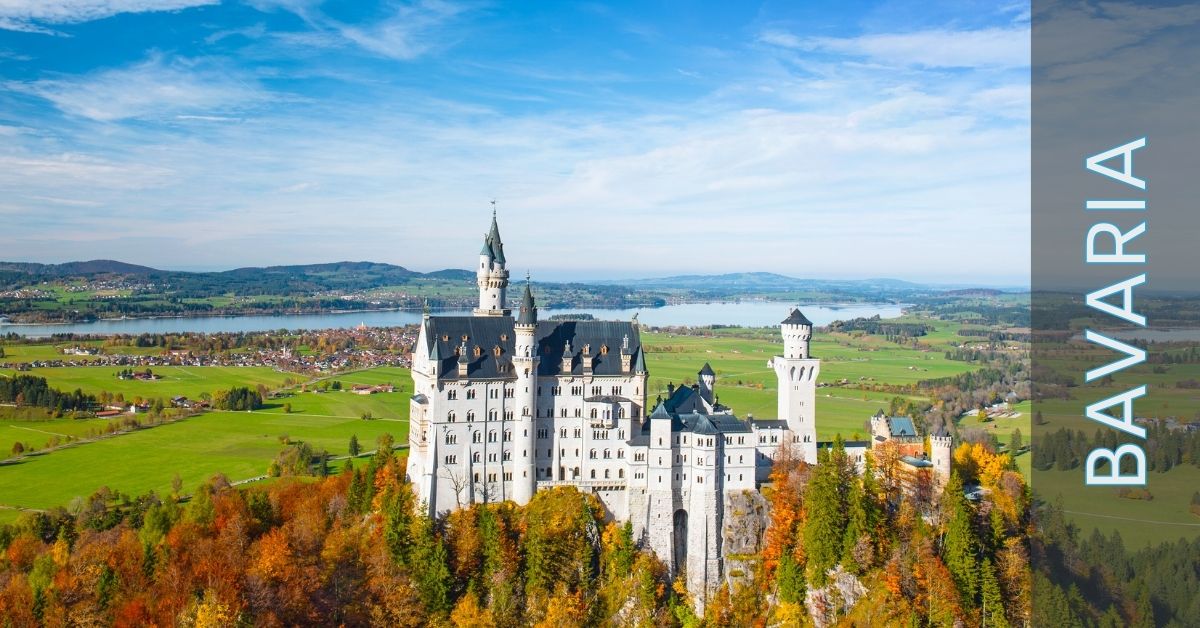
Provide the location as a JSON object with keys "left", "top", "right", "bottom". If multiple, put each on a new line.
{"left": 9, "top": 55, "right": 264, "bottom": 121}
{"left": 0, "top": 0, "right": 217, "bottom": 34}
{"left": 251, "top": 0, "right": 473, "bottom": 60}
{"left": 761, "top": 27, "right": 1030, "bottom": 69}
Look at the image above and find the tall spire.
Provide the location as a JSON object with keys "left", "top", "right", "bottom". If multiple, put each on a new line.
{"left": 517, "top": 276, "right": 537, "bottom": 325}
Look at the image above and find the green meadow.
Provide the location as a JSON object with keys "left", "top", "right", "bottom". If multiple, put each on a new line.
{"left": 0, "top": 381, "right": 412, "bottom": 523}
{"left": 1037, "top": 465, "right": 1200, "bottom": 549}
{"left": 18, "top": 365, "right": 295, "bottom": 400}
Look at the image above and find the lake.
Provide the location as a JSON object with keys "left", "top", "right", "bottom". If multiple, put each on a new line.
{"left": 0, "top": 301, "right": 907, "bottom": 338}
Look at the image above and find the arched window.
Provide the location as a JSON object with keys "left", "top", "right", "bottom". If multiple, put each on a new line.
{"left": 447, "top": 411, "right": 456, "bottom": 422}
{"left": 618, "top": 468, "right": 625, "bottom": 479}
{"left": 604, "top": 469, "right": 610, "bottom": 479}
{"left": 472, "top": 431, "right": 481, "bottom": 443}
{"left": 618, "top": 406, "right": 625, "bottom": 418}
{"left": 590, "top": 469, "right": 596, "bottom": 479}
{"left": 589, "top": 449, "right": 597, "bottom": 459}
{"left": 590, "top": 408, "right": 598, "bottom": 419}
{"left": 603, "top": 449, "right": 611, "bottom": 459}
{"left": 466, "top": 411, "right": 475, "bottom": 422}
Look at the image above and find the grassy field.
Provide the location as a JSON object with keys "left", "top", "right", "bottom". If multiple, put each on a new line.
{"left": 0, "top": 378, "right": 412, "bottom": 523}
{"left": 1037, "top": 465, "right": 1200, "bottom": 549}
{"left": 17, "top": 365, "right": 296, "bottom": 400}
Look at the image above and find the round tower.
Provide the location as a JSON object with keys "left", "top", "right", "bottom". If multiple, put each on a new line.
{"left": 781, "top": 307, "right": 812, "bottom": 359}
{"left": 931, "top": 427, "right": 954, "bottom": 490}
{"left": 475, "top": 208, "right": 510, "bottom": 316}
{"left": 772, "top": 307, "right": 820, "bottom": 463}
{"left": 511, "top": 280, "right": 539, "bottom": 505}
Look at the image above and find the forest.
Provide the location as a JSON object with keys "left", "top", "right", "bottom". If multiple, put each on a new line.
{"left": 0, "top": 437, "right": 1032, "bottom": 627}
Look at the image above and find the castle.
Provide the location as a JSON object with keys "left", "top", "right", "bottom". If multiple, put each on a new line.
{"left": 404, "top": 212, "right": 952, "bottom": 605}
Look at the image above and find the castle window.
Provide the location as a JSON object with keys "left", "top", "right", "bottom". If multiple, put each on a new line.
{"left": 574, "top": 409, "right": 581, "bottom": 417}
{"left": 600, "top": 345, "right": 608, "bottom": 355}
{"left": 574, "top": 428, "right": 581, "bottom": 438}
{"left": 488, "top": 453, "right": 497, "bottom": 462}
{"left": 472, "top": 452, "right": 480, "bottom": 463}
{"left": 619, "top": 469, "right": 625, "bottom": 479}
{"left": 590, "top": 469, "right": 596, "bottom": 479}
{"left": 447, "top": 390, "right": 457, "bottom": 400}
{"left": 604, "top": 469, "right": 611, "bottom": 479}
{"left": 503, "top": 451, "right": 511, "bottom": 461}
{"left": 590, "top": 449, "right": 597, "bottom": 459}
{"left": 444, "top": 455, "right": 457, "bottom": 464}
{"left": 488, "top": 430, "right": 497, "bottom": 443}
{"left": 472, "top": 431, "right": 481, "bottom": 443}
{"left": 445, "top": 433, "right": 457, "bottom": 445}
{"left": 503, "top": 472, "right": 512, "bottom": 481}
{"left": 494, "top": 345, "right": 502, "bottom": 357}
{"left": 466, "top": 389, "right": 476, "bottom": 400}
{"left": 442, "top": 334, "right": 449, "bottom": 342}
{"left": 697, "top": 476, "right": 703, "bottom": 484}
{"left": 617, "top": 449, "right": 624, "bottom": 459}
{"left": 618, "top": 407, "right": 625, "bottom": 418}
{"left": 474, "top": 346, "right": 483, "bottom": 358}
{"left": 739, "top": 455, "right": 744, "bottom": 464}
{"left": 504, "top": 430, "right": 511, "bottom": 442}
{"left": 590, "top": 408, "right": 598, "bottom": 419}
{"left": 604, "top": 449, "right": 611, "bottom": 459}
{"left": 500, "top": 334, "right": 508, "bottom": 341}
{"left": 560, "top": 427, "right": 567, "bottom": 437}
{"left": 462, "top": 335, "right": 469, "bottom": 342}
{"left": 467, "top": 411, "right": 475, "bottom": 422}
{"left": 447, "top": 412, "right": 456, "bottom": 423}
{"left": 488, "top": 410, "right": 497, "bottom": 421}
{"left": 537, "top": 428, "right": 548, "bottom": 439}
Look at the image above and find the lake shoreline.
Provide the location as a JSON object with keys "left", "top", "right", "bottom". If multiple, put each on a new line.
{"left": 1, "top": 301, "right": 910, "bottom": 338}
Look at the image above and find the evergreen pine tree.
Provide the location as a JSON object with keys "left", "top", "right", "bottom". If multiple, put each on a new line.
{"left": 941, "top": 472, "right": 979, "bottom": 605}
{"left": 980, "top": 558, "right": 1009, "bottom": 628}
{"left": 348, "top": 434, "right": 361, "bottom": 457}
{"left": 804, "top": 447, "right": 846, "bottom": 585}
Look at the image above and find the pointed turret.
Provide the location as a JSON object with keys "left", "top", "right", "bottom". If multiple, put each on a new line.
{"left": 517, "top": 281, "right": 537, "bottom": 325}
{"left": 474, "top": 207, "right": 510, "bottom": 316}
{"left": 480, "top": 210, "right": 506, "bottom": 265}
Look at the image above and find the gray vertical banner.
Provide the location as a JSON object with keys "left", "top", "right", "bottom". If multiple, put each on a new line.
{"left": 1033, "top": 1, "right": 1200, "bottom": 625}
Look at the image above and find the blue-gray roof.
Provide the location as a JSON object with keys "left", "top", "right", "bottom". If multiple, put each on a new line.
{"left": 887, "top": 416, "right": 918, "bottom": 438}
{"left": 782, "top": 308, "right": 813, "bottom": 326}
{"left": 422, "top": 316, "right": 642, "bottom": 380}
{"left": 900, "top": 455, "right": 933, "bottom": 468}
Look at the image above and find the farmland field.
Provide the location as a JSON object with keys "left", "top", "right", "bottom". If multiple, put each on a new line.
{"left": 0, "top": 379, "right": 412, "bottom": 523}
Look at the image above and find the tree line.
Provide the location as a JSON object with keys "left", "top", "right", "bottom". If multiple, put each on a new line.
{"left": 0, "top": 374, "right": 94, "bottom": 413}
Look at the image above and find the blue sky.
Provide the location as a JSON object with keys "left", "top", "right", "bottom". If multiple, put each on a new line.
{"left": 0, "top": 1, "right": 1030, "bottom": 284}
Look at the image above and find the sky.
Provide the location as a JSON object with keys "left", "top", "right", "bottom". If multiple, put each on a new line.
{"left": 0, "top": 0, "right": 1030, "bottom": 284}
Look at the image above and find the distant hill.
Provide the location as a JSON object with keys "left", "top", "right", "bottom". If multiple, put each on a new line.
{"left": 0, "top": 259, "right": 160, "bottom": 276}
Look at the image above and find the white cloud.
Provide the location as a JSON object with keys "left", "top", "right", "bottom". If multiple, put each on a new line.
{"left": 10, "top": 56, "right": 264, "bottom": 121}
{"left": 0, "top": 0, "right": 216, "bottom": 33}
{"left": 763, "top": 27, "right": 1030, "bottom": 69}
{"left": 252, "top": 0, "right": 471, "bottom": 61}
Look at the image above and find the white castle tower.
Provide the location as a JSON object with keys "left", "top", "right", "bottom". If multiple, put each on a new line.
{"left": 771, "top": 308, "right": 819, "bottom": 463}
{"left": 511, "top": 280, "right": 539, "bottom": 504}
{"left": 931, "top": 427, "right": 954, "bottom": 488}
{"left": 475, "top": 208, "right": 510, "bottom": 316}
